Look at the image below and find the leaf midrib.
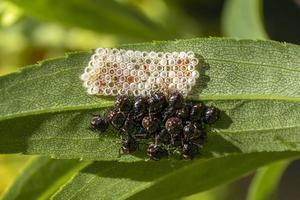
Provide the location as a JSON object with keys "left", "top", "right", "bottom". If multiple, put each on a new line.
{"left": 1, "top": 95, "right": 300, "bottom": 122}
{"left": 3, "top": 124, "right": 297, "bottom": 142}
{"left": 219, "top": 125, "right": 300, "bottom": 133}
{"left": 0, "top": 102, "right": 113, "bottom": 121}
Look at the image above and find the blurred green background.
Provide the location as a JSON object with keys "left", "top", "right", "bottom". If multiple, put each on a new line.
{"left": 0, "top": 0, "right": 299, "bottom": 199}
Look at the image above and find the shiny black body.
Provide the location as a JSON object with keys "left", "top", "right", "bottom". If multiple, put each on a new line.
{"left": 190, "top": 103, "right": 205, "bottom": 121}
{"left": 122, "top": 116, "right": 138, "bottom": 134}
{"left": 176, "top": 105, "right": 191, "bottom": 121}
{"left": 155, "top": 128, "right": 171, "bottom": 145}
{"left": 162, "top": 107, "right": 176, "bottom": 123}
{"left": 147, "top": 144, "right": 165, "bottom": 161}
{"left": 183, "top": 122, "right": 206, "bottom": 146}
{"left": 120, "top": 135, "right": 136, "bottom": 154}
{"left": 134, "top": 96, "right": 148, "bottom": 117}
{"left": 203, "top": 106, "right": 220, "bottom": 124}
{"left": 115, "top": 95, "right": 133, "bottom": 113}
{"left": 142, "top": 116, "right": 160, "bottom": 135}
{"left": 168, "top": 92, "right": 184, "bottom": 109}
{"left": 165, "top": 117, "right": 183, "bottom": 137}
{"left": 111, "top": 111, "right": 126, "bottom": 129}
{"left": 90, "top": 115, "right": 109, "bottom": 132}
{"left": 106, "top": 109, "right": 117, "bottom": 123}
{"left": 183, "top": 122, "right": 202, "bottom": 140}
{"left": 149, "top": 92, "right": 167, "bottom": 114}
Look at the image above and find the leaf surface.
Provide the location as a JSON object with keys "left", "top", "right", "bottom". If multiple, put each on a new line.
{"left": 0, "top": 38, "right": 300, "bottom": 160}
{"left": 1, "top": 157, "right": 89, "bottom": 200}
{"left": 51, "top": 152, "right": 299, "bottom": 200}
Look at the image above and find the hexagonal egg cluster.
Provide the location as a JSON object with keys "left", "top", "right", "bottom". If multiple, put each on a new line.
{"left": 80, "top": 48, "right": 200, "bottom": 97}
{"left": 90, "top": 92, "right": 220, "bottom": 160}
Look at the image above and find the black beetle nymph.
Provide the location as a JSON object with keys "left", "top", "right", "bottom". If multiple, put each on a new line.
{"left": 89, "top": 85, "right": 220, "bottom": 160}
{"left": 90, "top": 115, "right": 109, "bottom": 133}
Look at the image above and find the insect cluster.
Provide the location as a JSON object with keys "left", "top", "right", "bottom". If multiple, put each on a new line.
{"left": 90, "top": 92, "right": 220, "bottom": 160}
{"left": 80, "top": 48, "right": 199, "bottom": 97}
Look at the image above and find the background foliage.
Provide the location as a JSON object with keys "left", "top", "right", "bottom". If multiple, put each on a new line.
{"left": 0, "top": 0, "right": 300, "bottom": 199}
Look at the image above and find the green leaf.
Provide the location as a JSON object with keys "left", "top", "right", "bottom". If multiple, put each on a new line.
{"left": 0, "top": 38, "right": 300, "bottom": 160}
{"left": 7, "top": 0, "right": 168, "bottom": 40}
{"left": 222, "top": 0, "right": 268, "bottom": 39}
{"left": 247, "top": 160, "right": 290, "bottom": 200}
{"left": 51, "top": 152, "right": 300, "bottom": 200}
{"left": 1, "top": 157, "right": 89, "bottom": 200}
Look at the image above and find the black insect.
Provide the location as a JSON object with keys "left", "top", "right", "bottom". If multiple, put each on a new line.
{"left": 110, "top": 111, "right": 126, "bottom": 129}
{"left": 106, "top": 109, "right": 117, "bottom": 123}
{"left": 133, "top": 96, "right": 148, "bottom": 122}
{"left": 120, "top": 135, "right": 137, "bottom": 154}
{"left": 168, "top": 92, "right": 184, "bottom": 109}
{"left": 183, "top": 122, "right": 201, "bottom": 140}
{"left": 192, "top": 131, "right": 207, "bottom": 147}
{"left": 165, "top": 117, "right": 183, "bottom": 137}
{"left": 90, "top": 115, "right": 109, "bottom": 132}
{"left": 162, "top": 107, "right": 176, "bottom": 123}
{"left": 89, "top": 90, "right": 220, "bottom": 160}
{"left": 115, "top": 95, "right": 133, "bottom": 113}
{"left": 190, "top": 103, "right": 205, "bottom": 121}
{"left": 135, "top": 126, "right": 148, "bottom": 139}
{"left": 155, "top": 128, "right": 171, "bottom": 145}
{"left": 183, "top": 122, "right": 207, "bottom": 146}
{"left": 203, "top": 106, "right": 220, "bottom": 125}
{"left": 176, "top": 104, "right": 191, "bottom": 121}
{"left": 147, "top": 144, "right": 165, "bottom": 161}
{"left": 142, "top": 116, "right": 160, "bottom": 135}
{"left": 122, "top": 116, "right": 139, "bottom": 134}
{"left": 182, "top": 141, "right": 194, "bottom": 160}
{"left": 148, "top": 92, "right": 167, "bottom": 114}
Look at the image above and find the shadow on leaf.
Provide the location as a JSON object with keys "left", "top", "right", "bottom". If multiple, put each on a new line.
{"left": 189, "top": 54, "right": 210, "bottom": 98}
{"left": 82, "top": 159, "right": 189, "bottom": 182}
